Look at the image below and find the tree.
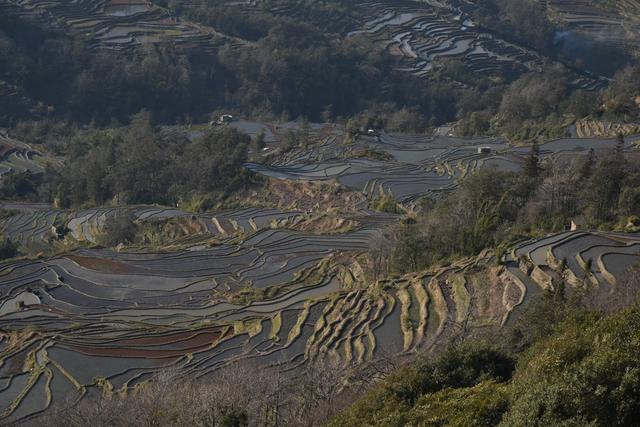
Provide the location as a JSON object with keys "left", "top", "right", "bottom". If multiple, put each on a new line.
{"left": 0, "top": 236, "right": 18, "bottom": 260}
{"left": 392, "top": 225, "right": 429, "bottom": 272}
{"left": 523, "top": 143, "right": 541, "bottom": 178}
{"left": 99, "top": 212, "right": 138, "bottom": 247}
{"left": 616, "top": 132, "right": 626, "bottom": 155}
{"left": 578, "top": 148, "right": 595, "bottom": 180}
{"left": 0, "top": 171, "right": 40, "bottom": 199}
{"left": 586, "top": 149, "right": 627, "bottom": 222}
{"left": 369, "top": 230, "right": 394, "bottom": 281}
{"left": 251, "top": 129, "right": 267, "bottom": 155}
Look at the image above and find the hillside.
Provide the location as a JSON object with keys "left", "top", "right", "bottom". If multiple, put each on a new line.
{"left": 0, "top": 0, "right": 640, "bottom": 425}
{"left": 1, "top": 0, "right": 639, "bottom": 127}
{"left": 331, "top": 297, "right": 640, "bottom": 426}
{"left": 0, "top": 119, "right": 639, "bottom": 423}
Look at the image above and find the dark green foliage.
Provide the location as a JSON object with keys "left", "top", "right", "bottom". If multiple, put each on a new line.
{"left": 411, "top": 343, "right": 515, "bottom": 394}
{"left": 0, "top": 13, "right": 197, "bottom": 124}
{"left": 391, "top": 225, "right": 429, "bottom": 272}
{"left": 220, "top": 409, "right": 249, "bottom": 427}
{"left": 502, "top": 303, "right": 640, "bottom": 426}
{"left": 408, "top": 381, "right": 510, "bottom": 427}
{"left": 329, "top": 342, "right": 515, "bottom": 426}
{"left": 505, "top": 283, "right": 572, "bottom": 352}
{"left": 391, "top": 168, "right": 534, "bottom": 272}
{"left": 334, "top": 274, "right": 640, "bottom": 427}
{"left": 0, "top": 9, "right": 457, "bottom": 127}
{"left": 0, "top": 171, "right": 41, "bottom": 199}
{"left": 99, "top": 212, "right": 138, "bottom": 247}
{"left": 604, "top": 66, "right": 640, "bottom": 122}
{"left": 566, "top": 90, "right": 600, "bottom": 118}
{"left": 0, "top": 235, "right": 18, "bottom": 260}
{"left": 50, "top": 112, "right": 253, "bottom": 208}
{"left": 523, "top": 143, "right": 541, "bottom": 178}
{"left": 497, "top": 73, "right": 567, "bottom": 139}
{"left": 473, "top": 0, "right": 556, "bottom": 54}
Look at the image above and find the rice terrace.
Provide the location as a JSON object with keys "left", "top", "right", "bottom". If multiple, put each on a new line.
{"left": 1, "top": 0, "right": 640, "bottom": 425}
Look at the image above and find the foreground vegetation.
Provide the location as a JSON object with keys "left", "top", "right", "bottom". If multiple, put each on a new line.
{"left": 332, "top": 265, "right": 640, "bottom": 427}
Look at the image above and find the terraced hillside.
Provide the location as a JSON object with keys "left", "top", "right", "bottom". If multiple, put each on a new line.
{"left": 0, "top": 202, "right": 303, "bottom": 249}
{"left": 0, "top": 0, "right": 239, "bottom": 51}
{"left": 341, "top": 0, "right": 608, "bottom": 89}
{"left": 5, "top": 0, "right": 621, "bottom": 86}
{"left": 0, "top": 133, "right": 60, "bottom": 181}
{"left": 249, "top": 125, "right": 640, "bottom": 203}
{"left": 1, "top": 123, "right": 640, "bottom": 422}
{"left": 545, "top": 0, "right": 640, "bottom": 53}
{"left": 2, "top": 217, "right": 639, "bottom": 423}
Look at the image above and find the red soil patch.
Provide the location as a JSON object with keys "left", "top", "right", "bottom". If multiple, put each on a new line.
{"left": 117, "top": 327, "right": 220, "bottom": 346}
{"left": 67, "top": 255, "right": 135, "bottom": 274}
{"left": 66, "top": 329, "right": 223, "bottom": 359}
{"left": 108, "top": 0, "right": 147, "bottom": 5}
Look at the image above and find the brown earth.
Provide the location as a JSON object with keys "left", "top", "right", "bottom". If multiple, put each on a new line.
{"left": 67, "top": 255, "right": 136, "bottom": 274}
{"left": 224, "top": 179, "right": 366, "bottom": 213}
{"left": 66, "top": 329, "right": 223, "bottom": 358}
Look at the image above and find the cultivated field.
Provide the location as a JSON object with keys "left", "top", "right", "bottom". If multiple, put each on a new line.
{"left": 1, "top": 122, "right": 639, "bottom": 422}
{"left": 0, "top": 0, "right": 240, "bottom": 52}
{"left": 249, "top": 125, "right": 640, "bottom": 203}
{"left": 0, "top": 134, "right": 60, "bottom": 182}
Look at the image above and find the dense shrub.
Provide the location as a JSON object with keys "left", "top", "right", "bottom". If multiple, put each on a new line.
{"left": 99, "top": 212, "right": 138, "bottom": 247}
{"left": 0, "top": 171, "right": 41, "bottom": 199}
{"left": 329, "top": 342, "right": 515, "bottom": 426}
{"left": 502, "top": 304, "right": 640, "bottom": 426}
{"left": 49, "top": 112, "right": 254, "bottom": 208}
{"left": 0, "top": 235, "right": 18, "bottom": 260}
{"left": 473, "top": 0, "right": 556, "bottom": 54}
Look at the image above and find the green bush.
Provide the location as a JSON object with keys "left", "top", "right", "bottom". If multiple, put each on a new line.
{"left": 0, "top": 236, "right": 18, "bottom": 260}
{"left": 502, "top": 306, "right": 640, "bottom": 426}
{"left": 407, "top": 381, "right": 509, "bottom": 427}
{"left": 329, "top": 343, "right": 514, "bottom": 426}
{"left": 372, "top": 195, "right": 400, "bottom": 214}
{"left": 99, "top": 212, "right": 138, "bottom": 247}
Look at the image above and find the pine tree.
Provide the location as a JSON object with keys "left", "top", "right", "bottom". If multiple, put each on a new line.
{"left": 578, "top": 148, "right": 595, "bottom": 180}
{"left": 615, "top": 132, "right": 625, "bottom": 157}
{"left": 524, "top": 143, "right": 541, "bottom": 178}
